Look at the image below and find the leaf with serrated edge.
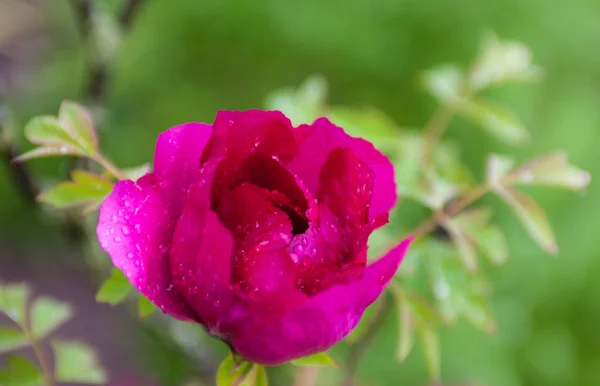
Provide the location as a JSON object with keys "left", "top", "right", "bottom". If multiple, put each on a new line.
{"left": 496, "top": 187, "right": 558, "bottom": 254}
{"left": 96, "top": 269, "right": 132, "bottom": 305}
{"left": 0, "top": 327, "right": 29, "bottom": 353}
{"left": 291, "top": 352, "right": 337, "bottom": 367}
{"left": 58, "top": 101, "right": 98, "bottom": 154}
{"left": 53, "top": 341, "right": 107, "bottom": 384}
{"left": 216, "top": 354, "right": 252, "bottom": 386}
{"left": 30, "top": 296, "right": 73, "bottom": 338}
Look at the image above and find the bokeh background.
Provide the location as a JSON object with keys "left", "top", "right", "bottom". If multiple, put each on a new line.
{"left": 1, "top": 0, "right": 599, "bottom": 385}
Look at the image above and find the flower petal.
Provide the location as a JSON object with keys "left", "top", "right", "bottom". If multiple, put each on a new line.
{"left": 231, "top": 237, "right": 413, "bottom": 365}
{"left": 97, "top": 175, "right": 197, "bottom": 321}
{"left": 154, "top": 122, "right": 212, "bottom": 220}
{"left": 287, "top": 118, "right": 397, "bottom": 221}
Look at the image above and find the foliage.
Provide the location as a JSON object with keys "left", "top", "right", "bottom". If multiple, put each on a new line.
{"left": 0, "top": 282, "right": 107, "bottom": 385}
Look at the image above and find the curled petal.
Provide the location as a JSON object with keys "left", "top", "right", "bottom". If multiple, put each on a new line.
{"left": 97, "top": 176, "right": 197, "bottom": 321}
{"left": 288, "top": 118, "right": 397, "bottom": 221}
{"left": 231, "top": 237, "right": 413, "bottom": 365}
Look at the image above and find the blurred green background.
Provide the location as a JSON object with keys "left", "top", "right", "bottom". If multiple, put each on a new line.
{"left": 1, "top": 0, "right": 599, "bottom": 385}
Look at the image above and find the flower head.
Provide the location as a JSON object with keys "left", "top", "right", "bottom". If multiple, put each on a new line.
{"left": 97, "top": 110, "right": 412, "bottom": 365}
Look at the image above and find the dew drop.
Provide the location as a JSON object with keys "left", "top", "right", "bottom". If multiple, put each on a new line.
{"left": 114, "top": 236, "right": 122, "bottom": 243}
{"left": 122, "top": 226, "right": 130, "bottom": 235}
{"left": 109, "top": 228, "right": 115, "bottom": 234}
{"left": 111, "top": 214, "right": 118, "bottom": 222}
{"left": 126, "top": 252, "right": 134, "bottom": 259}
{"left": 134, "top": 224, "right": 142, "bottom": 233}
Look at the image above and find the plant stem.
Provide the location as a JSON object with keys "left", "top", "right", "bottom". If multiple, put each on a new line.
{"left": 421, "top": 103, "right": 455, "bottom": 169}
{"left": 409, "top": 184, "right": 490, "bottom": 239}
{"left": 93, "top": 153, "right": 128, "bottom": 180}
{"left": 339, "top": 293, "right": 394, "bottom": 386}
{"left": 20, "top": 323, "right": 54, "bottom": 386}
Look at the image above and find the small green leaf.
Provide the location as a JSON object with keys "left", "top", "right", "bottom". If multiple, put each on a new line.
{"left": 495, "top": 187, "right": 558, "bottom": 254}
{"left": 58, "top": 100, "right": 98, "bottom": 154}
{"left": 469, "top": 31, "right": 543, "bottom": 91}
{"left": 138, "top": 295, "right": 156, "bottom": 318}
{"left": 459, "top": 98, "right": 530, "bottom": 145}
{"left": 23, "top": 115, "right": 92, "bottom": 158}
{"left": 426, "top": 243, "right": 496, "bottom": 333}
{"left": 216, "top": 354, "right": 252, "bottom": 386}
{"left": 30, "top": 296, "right": 73, "bottom": 339}
{"left": 419, "top": 327, "right": 441, "bottom": 381}
{"left": 421, "top": 64, "right": 465, "bottom": 104}
{"left": 471, "top": 226, "right": 509, "bottom": 265}
{"left": 38, "top": 170, "right": 113, "bottom": 209}
{"left": 122, "top": 163, "right": 152, "bottom": 181}
{"left": 0, "top": 355, "right": 44, "bottom": 386}
{"left": 444, "top": 220, "right": 479, "bottom": 272}
{"left": 13, "top": 145, "right": 86, "bottom": 162}
{"left": 487, "top": 153, "right": 516, "bottom": 186}
{"left": 265, "top": 74, "right": 327, "bottom": 126}
{"left": 509, "top": 152, "right": 591, "bottom": 191}
{"left": 96, "top": 269, "right": 132, "bottom": 305}
{"left": 53, "top": 341, "right": 107, "bottom": 384}
{"left": 291, "top": 352, "right": 337, "bottom": 367}
{"left": 240, "top": 365, "right": 268, "bottom": 386}
{"left": 0, "top": 283, "right": 30, "bottom": 326}
{"left": 0, "top": 327, "right": 29, "bottom": 353}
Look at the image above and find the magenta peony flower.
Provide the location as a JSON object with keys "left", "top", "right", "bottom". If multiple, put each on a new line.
{"left": 97, "top": 110, "right": 412, "bottom": 365}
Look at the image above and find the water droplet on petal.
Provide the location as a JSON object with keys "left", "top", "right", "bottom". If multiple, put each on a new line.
{"left": 111, "top": 214, "right": 118, "bottom": 222}
{"left": 134, "top": 224, "right": 142, "bottom": 233}
{"left": 126, "top": 252, "right": 134, "bottom": 259}
{"left": 122, "top": 226, "right": 130, "bottom": 235}
{"left": 114, "top": 236, "right": 122, "bottom": 243}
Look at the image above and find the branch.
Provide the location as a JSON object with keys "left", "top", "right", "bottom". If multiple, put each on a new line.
{"left": 119, "top": 0, "right": 145, "bottom": 28}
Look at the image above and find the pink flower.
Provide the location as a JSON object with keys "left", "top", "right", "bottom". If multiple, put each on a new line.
{"left": 97, "top": 110, "right": 412, "bottom": 365}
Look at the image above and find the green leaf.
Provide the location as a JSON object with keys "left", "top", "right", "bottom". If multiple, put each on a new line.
{"left": 0, "top": 355, "right": 44, "bottom": 386}
{"left": 23, "top": 115, "right": 90, "bottom": 157}
{"left": 53, "top": 341, "right": 107, "bottom": 384}
{"left": 421, "top": 64, "right": 464, "bottom": 104}
{"left": 216, "top": 354, "right": 252, "bottom": 386}
{"left": 291, "top": 352, "right": 337, "bottom": 367}
{"left": 122, "top": 163, "right": 152, "bottom": 181}
{"left": 487, "top": 153, "right": 516, "bottom": 186}
{"left": 458, "top": 98, "right": 530, "bottom": 145}
{"left": 444, "top": 220, "right": 479, "bottom": 272}
{"left": 509, "top": 152, "right": 591, "bottom": 191}
{"left": 468, "top": 31, "right": 543, "bottom": 91}
{"left": 38, "top": 170, "right": 113, "bottom": 209}
{"left": 138, "top": 295, "right": 156, "bottom": 318}
{"left": 327, "top": 106, "right": 399, "bottom": 151}
{"left": 265, "top": 74, "right": 327, "bottom": 126}
{"left": 13, "top": 145, "right": 86, "bottom": 162}
{"left": 58, "top": 100, "right": 98, "bottom": 154}
{"left": 240, "top": 365, "right": 268, "bottom": 386}
{"left": 0, "top": 327, "right": 29, "bottom": 353}
{"left": 96, "top": 269, "right": 132, "bottom": 305}
{"left": 419, "top": 327, "right": 441, "bottom": 381}
{"left": 426, "top": 243, "right": 496, "bottom": 333}
{"left": 0, "top": 283, "right": 30, "bottom": 326}
{"left": 30, "top": 296, "right": 73, "bottom": 339}
{"left": 495, "top": 187, "right": 558, "bottom": 254}
{"left": 471, "top": 226, "right": 509, "bottom": 265}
